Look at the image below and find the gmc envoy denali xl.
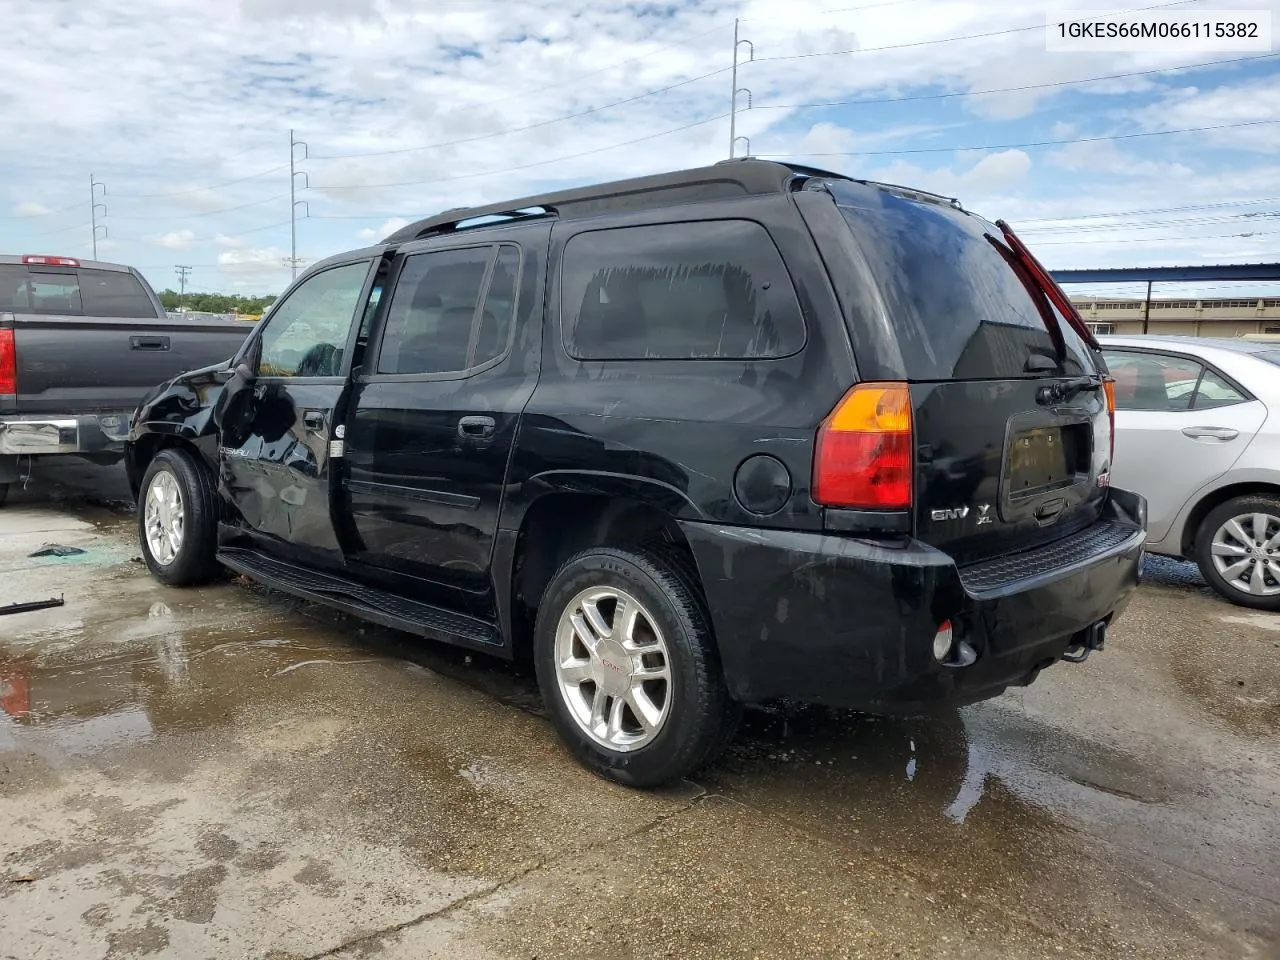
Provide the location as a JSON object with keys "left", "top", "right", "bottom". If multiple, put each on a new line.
{"left": 125, "top": 161, "right": 1146, "bottom": 787}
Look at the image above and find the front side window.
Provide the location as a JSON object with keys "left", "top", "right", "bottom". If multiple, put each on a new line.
{"left": 561, "top": 220, "right": 805, "bottom": 360}
{"left": 257, "top": 261, "right": 371, "bottom": 377}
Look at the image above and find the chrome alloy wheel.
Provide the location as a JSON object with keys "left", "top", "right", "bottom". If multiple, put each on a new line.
{"left": 553, "top": 586, "right": 672, "bottom": 752}
{"left": 143, "top": 469, "right": 185, "bottom": 566}
{"left": 1211, "top": 511, "right": 1280, "bottom": 598}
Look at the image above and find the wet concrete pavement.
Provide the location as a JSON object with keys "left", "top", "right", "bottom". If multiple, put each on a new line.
{"left": 2, "top": 462, "right": 1278, "bottom": 959}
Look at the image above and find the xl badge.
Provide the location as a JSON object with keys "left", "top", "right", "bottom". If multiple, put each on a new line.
{"left": 976, "top": 504, "right": 993, "bottom": 525}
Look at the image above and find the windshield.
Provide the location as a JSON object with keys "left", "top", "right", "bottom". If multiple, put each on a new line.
{"left": 830, "top": 184, "right": 1092, "bottom": 381}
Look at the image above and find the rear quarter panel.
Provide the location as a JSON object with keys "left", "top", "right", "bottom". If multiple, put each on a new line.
{"left": 502, "top": 194, "right": 854, "bottom": 532}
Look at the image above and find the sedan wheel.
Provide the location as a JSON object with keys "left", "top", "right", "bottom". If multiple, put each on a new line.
{"left": 1210, "top": 510, "right": 1280, "bottom": 599}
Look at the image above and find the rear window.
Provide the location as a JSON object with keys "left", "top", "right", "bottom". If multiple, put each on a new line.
{"left": 1257, "top": 350, "right": 1280, "bottom": 367}
{"left": 0, "top": 265, "right": 156, "bottom": 318}
{"left": 561, "top": 220, "right": 805, "bottom": 360}
{"left": 830, "top": 185, "right": 1091, "bottom": 380}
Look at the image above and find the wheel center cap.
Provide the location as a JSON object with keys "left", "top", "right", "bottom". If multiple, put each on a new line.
{"left": 593, "top": 638, "right": 632, "bottom": 697}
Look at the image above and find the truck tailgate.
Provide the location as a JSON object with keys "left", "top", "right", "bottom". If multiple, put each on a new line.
{"left": 4, "top": 314, "right": 250, "bottom": 415}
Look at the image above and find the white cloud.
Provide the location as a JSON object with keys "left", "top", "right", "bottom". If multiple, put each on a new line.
{"left": 1, "top": 0, "right": 1274, "bottom": 286}
{"left": 357, "top": 217, "right": 410, "bottom": 241}
{"left": 149, "top": 229, "right": 197, "bottom": 249}
{"left": 15, "top": 201, "right": 51, "bottom": 216}
{"left": 1046, "top": 140, "right": 1191, "bottom": 180}
{"left": 217, "top": 246, "right": 292, "bottom": 288}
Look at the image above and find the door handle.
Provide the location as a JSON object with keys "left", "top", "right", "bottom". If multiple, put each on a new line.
{"left": 130, "top": 335, "right": 170, "bottom": 351}
{"left": 1181, "top": 426, "right": 1238, "bottom": 441}
{"left": 458, "top": 415, "right": 496, "bottom": 440}
{"left": 303, "top": 410, "right": 326, "bottom": 432}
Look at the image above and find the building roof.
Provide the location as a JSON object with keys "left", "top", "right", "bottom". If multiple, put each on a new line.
{"left": 1052, "top": 264, "right": 1280, "bottom": 284}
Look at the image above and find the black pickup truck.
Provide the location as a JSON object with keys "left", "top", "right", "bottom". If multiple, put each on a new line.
{"left": 125, "top": 161, "right": 1146, "bottom": 787}
{"left": 0, "top": 255, "right": 251, "bottom": 503}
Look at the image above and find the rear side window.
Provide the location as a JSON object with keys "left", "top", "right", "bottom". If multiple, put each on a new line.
{"left": 561, "top": 220, "right": 804, "bottom": 360}
{"left": 1102, "top": 350, "right": 1247, "bottom": 411}
{"left": 830, "top": 185, "right": 1092, "bottom": 380}
{"left": 0, "top": 265, "right": 154, "bottom": 317}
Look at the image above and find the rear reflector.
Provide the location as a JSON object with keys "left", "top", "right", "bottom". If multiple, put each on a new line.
{"left": 932, "top": 620, "right": 955, "bottom": 662}
{"left": 22, "top": 255, "right": 80, "bottom": 267}
{"left": 0, "top": 329, "right": 16, "bottom": 395}
{"left": 813, "top": 381, "right": 913, "bottom": 509}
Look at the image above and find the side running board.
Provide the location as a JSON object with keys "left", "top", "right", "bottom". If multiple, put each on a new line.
{"left": 217, "top": 547, "right": 502, "bottom": 650}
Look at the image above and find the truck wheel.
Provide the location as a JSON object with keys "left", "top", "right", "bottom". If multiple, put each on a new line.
{"left": 533, "top": 546, "right": 737, "bottom": 787}
{"left": 1193, "top": 494, "right": 1280, "bottom": 611}
{"left": 138, "top": 448, "right": 221, "bottom": 586}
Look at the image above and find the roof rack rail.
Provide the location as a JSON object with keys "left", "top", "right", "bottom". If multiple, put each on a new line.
{"left": 855, "top": 178, "right": 964, "bottom": 210}
{"left": 383, "top": 159, "right": 849, "bottom": 244}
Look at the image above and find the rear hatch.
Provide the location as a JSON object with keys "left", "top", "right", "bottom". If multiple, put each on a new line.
{"left": 825, "top": 182, "right": 1110, "bottom": 565}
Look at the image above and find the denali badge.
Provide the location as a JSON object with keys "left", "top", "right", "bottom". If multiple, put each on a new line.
{"left": 976, "top": 504, "right": 993, "bottom": 525}
{"left": 931, "top": 506, "right": 969, "bottom": 521}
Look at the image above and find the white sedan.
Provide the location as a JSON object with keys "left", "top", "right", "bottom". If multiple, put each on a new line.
{"left": 1099, "top": 335, "right": 1280, "bottom": 609}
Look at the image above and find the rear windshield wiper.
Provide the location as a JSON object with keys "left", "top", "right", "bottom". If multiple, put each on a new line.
{"left": 1037, "top": 375, "right": 1103, "bottom": 405}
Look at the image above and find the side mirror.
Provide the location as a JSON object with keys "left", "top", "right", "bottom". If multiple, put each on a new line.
{"left": 234, "top": 361, "right": 256, "bottom": 384}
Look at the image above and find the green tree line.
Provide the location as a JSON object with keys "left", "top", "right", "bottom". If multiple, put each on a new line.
{"left": 158, "top": 289, "right": 277, "bottom": 315}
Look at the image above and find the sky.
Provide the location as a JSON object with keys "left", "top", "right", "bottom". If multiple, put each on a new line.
{"left": 1, "top": 0, "right": 1278, "bottom": 301}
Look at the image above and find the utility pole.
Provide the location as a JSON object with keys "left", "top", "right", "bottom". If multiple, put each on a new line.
{"left": 89, "top": 175, "right": 107, "bottom": 259}
{"left": 728, "top": 19, "right": 754, "bottom": 159}
{"left": 174, "top": 265, "right": 192, "bottom": 312}
{"left": 289, "top": 129, "right": 310, "bottom": 280}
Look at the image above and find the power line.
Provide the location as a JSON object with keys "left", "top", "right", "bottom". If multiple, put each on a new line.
{"left": 743, "top": 0, "right": 926, "bottom": 20}
{"left": 1015, "top": 196, "right": 1280, "bottom": 225}
{"left": 758, "top": 117, "right": 1280, "bottom": 158}
{"left": 112, "top": 164, "right": 291, "bottom": 201}
{"left": 311, "top": 112, "right": 728, "bottom": 193}
{"left": 1035, "top": 227, "right": 1280, "bottom": 245}
{"left": 1020, "top": 212, "right": 1280, "bottom": 235}
{"left": 462, "top": 20, "right": 728, "bottom": 111}
{"left": 751, "top": 0, "right": 1199, "bottom": 63}
{"left": 311, "top": 65, "right": 730, "bottom": 161}
{"left": 107, "top": 195, "right": 288, "bottom": 221}
{"left": 0, "top": 199, "right": 84, "bottom": 220}
{"left": 751, "top": 52, "right": 1280, "bottom": 112}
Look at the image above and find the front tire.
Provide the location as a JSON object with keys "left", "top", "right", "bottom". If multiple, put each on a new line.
{"left": 1193, "top": 494, "right": 1280, "bottom": 610}
{"left": 533, "top": 546, "right": 737, "bottom": 788}
{"left": 138, "top": 448, "right": 221, "bottom": 586}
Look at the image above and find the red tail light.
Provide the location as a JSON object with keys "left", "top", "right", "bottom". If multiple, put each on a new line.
{"left": 0, "top": 329, "right": 16, "bottom": 395}
{"left": 814, "top": 382, "right": 913, "bottom": 509}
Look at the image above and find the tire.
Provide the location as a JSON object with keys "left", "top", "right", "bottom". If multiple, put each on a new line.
{"left": 533, "top": 546, "right": 738, "bottom": 788}
{"left": 1193, "top": 494, "right": 1280, "bottom": 611}
{"left": 0, "top": 483, "right": 8, "bottom": 507}
{"left": 137, "top": 448, "right": 222, "bottom": 586}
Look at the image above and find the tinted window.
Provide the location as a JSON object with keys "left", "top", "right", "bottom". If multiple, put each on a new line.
{"left": 258, "top": 261, "right": 370, "bottom": 377}
{"left": 1103, "top": 351, "right": 1201, "bottom": 412}
{"left": 1193, "top": 369, "right": 1246, "bottom": 410}
{"left": 474, "top": 246, "right": 520, "bottom": 367}
{"left": 562, "top": 220, "right": 804, "bottom": 360}
{"left": 831, "top": 185, "right": 1092, "bottom": 380}
{"left": 378, "top": 248, "right": 492, "bottom": 375}
{"left": 0, "top": 266, "right": 154, "bottom": 317}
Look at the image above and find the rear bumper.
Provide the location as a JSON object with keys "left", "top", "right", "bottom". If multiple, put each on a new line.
{"left": 681, "top": 488, "right": 1147, "bottom": 711}
{"left": 0, "top": 413, "right": 132, "bottom": 457}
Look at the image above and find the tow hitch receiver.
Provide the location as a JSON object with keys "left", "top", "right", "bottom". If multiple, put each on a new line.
{"left": 1061, "top": 620, "right": 1107, "bottom": 664}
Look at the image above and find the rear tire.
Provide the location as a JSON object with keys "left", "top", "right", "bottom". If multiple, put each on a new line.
{"left": 533, "top": 546, "right": 738, "bottom": 788}
{"left": 1193, "top": 494, "right": 1280, "bottom": 610}
{"left": 137, "top": 448, "right": 222, "bottom": 586}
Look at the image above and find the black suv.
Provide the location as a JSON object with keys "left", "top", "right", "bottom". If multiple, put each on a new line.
{"left": 126, "top": 161, "right": 1146, "bottom": 787}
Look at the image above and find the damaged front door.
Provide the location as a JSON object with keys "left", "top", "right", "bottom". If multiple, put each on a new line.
{"left": 219, "top": 259, "right": 374, "bottom": 566}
